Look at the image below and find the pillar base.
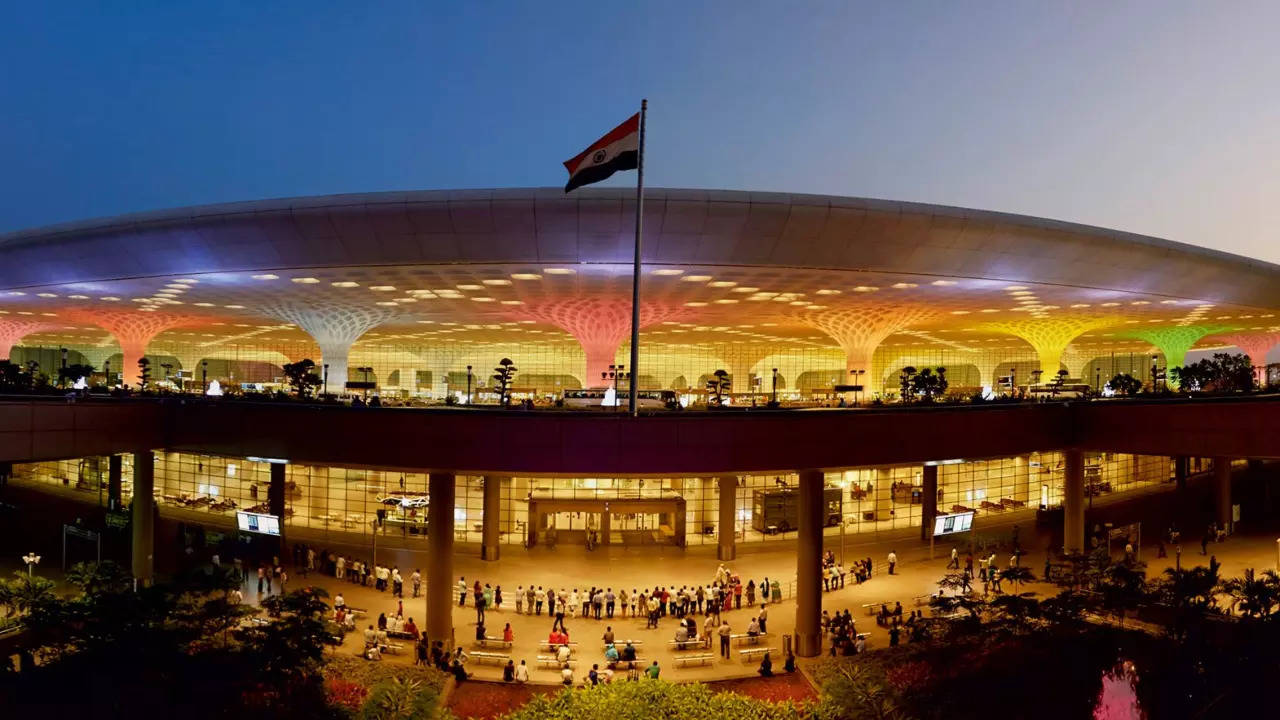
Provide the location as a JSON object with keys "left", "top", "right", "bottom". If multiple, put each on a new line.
{"left": 794, "top": 632, "right": 823, "bottom": 657}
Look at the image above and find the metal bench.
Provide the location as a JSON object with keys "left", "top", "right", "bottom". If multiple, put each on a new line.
{"left": 673, "top": 653, "right": 716, "bottom": 667}
{"left": 536, "top": 655, "right": 578, "bottom": 668}
{"left": 601, "top": 640, "right": 643, "bottom": 651}
{"left": 667, "top": 639, "right": 703, "bottom": 651}
{"left": 469, "top": 651, "right": 511, "bottom": 666}
{"left": 538, "top": 641, "right": 579, "bottom": 653}
{"left": 862, "top": 602, "right": 885, "bottom": 616}
{"left": 475, "top": 637, "right": 513, "bottom": 649}
{"left": 730, "top": 633, "right": 769, "bottom": 646}
{"left": 913, "top": 595, "right": 933, "bottom": 607}
{"left": 739, "top": 647, "right": 771, "bottom": 661}
{"left": 378, "top": 642, "right": 404, "bottom": 655}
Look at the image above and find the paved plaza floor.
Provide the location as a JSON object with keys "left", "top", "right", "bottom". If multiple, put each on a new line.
{"left": 244, "top": 492, "right": 1280, "bottom": 684}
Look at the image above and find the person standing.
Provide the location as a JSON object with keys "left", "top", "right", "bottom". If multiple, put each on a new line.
{"left": 411, "top": 569, "right": 422, "bottom": 598}
{"left": 718, "top": 619, "right": 732, "bottom": 659}
{"left": 948, "top": 547, "right": 959, "bottom": 569}
{"left": 758, "top": 604, "right": 768, "bottom": 634}
{"left": 515, "top": 585, "right": 524, "bottom": 614}
{"left": 605, "top": 587, "right": 616, "bottom": 618}
{"left": 458, "top": 577, "right": 467, "bottom": 606}
{"left": 535, "top": 586, "right": 546, "bottom": 616}
{"left": 887, "top": 550, "right": 897, "bottom": 575}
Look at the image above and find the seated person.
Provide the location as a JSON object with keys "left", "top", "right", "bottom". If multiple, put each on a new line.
{"left": 404, "top": 618, "right": 419, "bottom": 640}
{"left": 621, "top": 642, "right": 637, "bottom": 662}
{"left": 893, "top": 601, "right": 903, "bottom": 617}
{"left": 548, "top": 629, "right": 564, "bottom": 645}
{"left": 758, "top": 651, "right": 773, "bottom": 677}
{"left": 364, "top": 644, "right": 382, "bottom": 661}
{"left": 363, "top": 625, "right": 377, "bottom": 649}
{"left": 556, "top": 643, "right": 572, "bottom": 664}
{"left": 604, "top": 643, "right": 619, "bottom": 663}
{"left": 475, "top": 623, "right": 487, "bottom": 642}
{"left": 674, "top": 625, "right": 689, "bottom": 643}
{"left": 503, "top": 624, "right": 514, "bottom": 643}
{"left": 747, "top": 617, "right": 761, "bottom": 636}
{"left": 376, "top": 628, "right": 388, "bottom": 648}
{"left": 783, "top": 652, "right": 796, "bottom": 673}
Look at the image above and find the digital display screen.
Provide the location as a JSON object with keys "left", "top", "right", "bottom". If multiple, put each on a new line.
{"left": 933, "top": 512, "right": 974, "bottom": 536}
{"left": 236, "top": 511, "right": 281, "bottom": 536}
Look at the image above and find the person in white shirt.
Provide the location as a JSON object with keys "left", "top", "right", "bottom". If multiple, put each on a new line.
{"left": 556, "top": 644, "right": 572, "bottom": 664}
{"left": 560, "top": 664, "right": 574, "bottom": 686}
{"left": 411, "top": 569, "right": 422, "bottom": 598}
{"left": 336, "top": 556, "right": 346, "bottom": 580}
{"left": 515, "top": 585, "right": 524, "bottom": 614}
{"left": 514, "top": 660, "right": 529, "bottom": 683}
{"left": 334, "top": 593, "right": 345, "bottom": 609}
{"left": 887, "top": 550, "right": 898, "bottom": 575}
{"left": 535, "top": 586, "right": 547, "bottom": 615}
{"left": 602, "top": 667, "right": 614, "bottom": 683}
{"left": 458, "top": 577, "right": 468, "bottom": 606}
{"left": 568, "top": 589, "right": 579, "bottom": 618}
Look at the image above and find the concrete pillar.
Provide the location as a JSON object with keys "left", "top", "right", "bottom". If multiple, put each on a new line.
{"left": 108, "top": 454, "right": 123, "bottom": 511}
{"left": 1214, "top": 457, "right": 1232, "bottom": 530}
{"left": 717, "top": 475, "right": 737, "bottom": 561}
{"left": 269, "top": 462, "right": 286, "bottom": 555}
{"left": 920, "top": 464, "right": 938, "bottom": 541}
{"left": 600, "top": 506, "right": 612, "bottom": 545}
{"left": 131, "top": 450, "right": 155, "bottom": 585}
{"left": 794, "top": 469, "right": 824, "bottom": 657}
{"left": 874, "top": 468, "right": 893, "bottom": 521}
{"left": 427, "top": 471, "right": 456, "bottom": 649}
{"left": 481, "top": 475, "right": 501, "bottom": 561}
{"left": 1175, "top": 456, "right": 1189, "bottom": 491}
{"left": 1014, "top": 455, "right": 1031, "bottom": 505}
{"left": 1063, "top": 449, "right": 1085, "bottom": 555}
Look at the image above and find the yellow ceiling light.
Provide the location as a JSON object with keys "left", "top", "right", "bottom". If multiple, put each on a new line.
{"left": 1160, "top": 300, "right": 1180, "bottom": 304}
{"left": 950, "top": 310, "right": 971, "bottom": 315}
{"left": 456, "top": 284, "right": 483, "bottom": 290}
{"left": 510, "top": 273, "right": 541, "bottom": 280}
{"left": 501, "top": 300, "right": 524, "bottom": 305}
{"left": 1004, "top": 285, "right": 1028, "bottom": 291}
{"left": 471, "top": 297, "right": 496, "bottom": 302}
{"left": 252, "top": 274, "right": 278, "bottom": 280}
{"left": 815, "top": 289, "right": 841, "bottom": 295}
{"left": 682, "top": 275, "right": 712, "bottom": 282}
{"left": 370, "top": 285, "right": 396, "bottom": 291}
{"left": 684, "top": 301, "right": 708, "bottom": 307}
{"left": 543, "top": 267, "right": 576, "bottom": 275}
{"left": 651, "top": 268, "right": 683, "bottom": 276}
{"left": 173, "top": 278, "right": 198, "bottom": 284}
{"left": 224, "top": 304, "right": 245, "bottom": 309}
{"left": 331, "top": 281, "right": 360, "bottom": 288}
{"left": 100, "top": 296, "right": 120, "bottom": 301}
{"left": 891, "top": 282, "right": 918, "bottom": 289}
{"left": 481, "top": 279, "right": 511, "bottom": 286}
{"left": 395, "top": 297, "right": 418, "bottom": 303}
{"left": 931, "top": 280, "right": 957, "bottom": 286}
{"left": 1130, "top": 300, "right": 1149, "bottom": 305}
{"left": 730, "top": 286, "right": 760, "bottom": 293}
{"left": 376, "top": 301, "right": 398, "bottom": 306}
{"left": 714, "top": 298, "right": 739, "bottom": 304}
{"left": 1100, "top": 302, "right": 1120, "bottom": 307}
{"left": 194, "top": 302, "right": 215, "bottom": 307}
{"left": 708, "top": 280, "right": 738, "bottom": 288}
{"left": 68, "top": 294, "right": 88, "bottom": 299}
{"left": 36, "top": 292, "right": 58, "bottom": 298}
{"left": 852, "top": 285, "right": 879, "bottom": 292}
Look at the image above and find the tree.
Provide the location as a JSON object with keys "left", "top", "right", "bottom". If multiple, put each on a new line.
{"left": 491, "top": 358, "right": 517, "bottom": 406}
{"left": 910, "top": 367, "right": 949, "bottom": 401}
{"left": 0, "top": 360, "right": 36, "bottom": 392}
{"left": 0, "top": 570, "right": 55, "bottom": 618}
{"left": 1221, "top": 568, "right": 1280, "bottom": 619}
{"left": 898, "top": 366, "right": 918, "bottom": 402}
{"left": 1171, "top": 352, "right": 1256, "bottom": 393}
{"left": 57, "top": 363, "right": 95, "bottom": 388}
{"left": 706, "top": 369, "right": 730, "bottom": 407}
{"left": 283, "top": 359, "right": 323, "bottom": 399}
{"left": 1096, "top": 560, "right": 1148, "bottom": 625}
{"left": 1107, "top": 373, "right": 1143, "bottom": 396}
{"left": 137, "top": 357, "right": 151, "bottom": 389}
{"left": 999, "top": 565, "right": 1036, "bottom": 593}
{"left": 1049, "top": 369, "right": 1069, "bottom": 396}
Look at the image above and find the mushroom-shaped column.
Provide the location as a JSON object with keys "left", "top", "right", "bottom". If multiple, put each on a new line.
{"left": 980, "top": 316, "right": 1123, "bottom": 383}
{"left": 1060, "top": 345, "right": 1098, "bottom": 382}
{"left": 1124, "top": 324, "right": 1234, "bottom": 387}
{"left": 264, "top": 305, "right": 402, "bottom": 395}
{"left": 801, "top": 303, "right": 938, "bottom": 393}
{"left": 68, "top": 311, "right": 209, "bottom": 387}
{"left": 520, "top": 298, "right": 685, "bottom": 388}
{"left": 0, "top": 318, "right": 61, "bottom": 361}
{"left": 715, "top": 346, "right": 777, "bottom": 395}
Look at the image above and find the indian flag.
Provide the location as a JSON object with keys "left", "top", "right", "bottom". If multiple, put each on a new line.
{"left": 562, "top": 113, "right": 640, "bottom": 193}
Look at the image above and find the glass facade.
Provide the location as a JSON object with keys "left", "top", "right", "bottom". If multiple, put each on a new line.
{"left": 7, "top": 449, "right": 1204, "bottom": 552}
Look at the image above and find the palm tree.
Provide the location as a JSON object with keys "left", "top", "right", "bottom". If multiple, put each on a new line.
{"left": 1222, "top": 568, "right": 1280, "bottom": 619}
{"left": 1000, "top": 565, "right": 1036, "bottom": 593}
{"left": 0, "top": 571, "right": 56, "bottom": 618}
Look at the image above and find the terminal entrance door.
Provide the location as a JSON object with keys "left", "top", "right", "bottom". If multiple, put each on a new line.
{"left": 527, "top": 495, "right": 687, "bottom": 548}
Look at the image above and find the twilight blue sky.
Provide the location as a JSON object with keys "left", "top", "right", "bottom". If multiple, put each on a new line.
{"left": 3, "top": 2, "right": 1278, "bottom": 262}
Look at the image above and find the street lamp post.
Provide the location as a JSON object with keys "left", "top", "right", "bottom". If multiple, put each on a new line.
{"left": 771, "top": 367, "right": 778, "bottom": 406}
{"left": 22, "top": 552, "right": 40, "bottom": 579}
{"left": 465, "top": 365, "right": 473, "bottom": 405}
{"left": 202, "top": 361, "right": 209, "bottom": 394}
{"left": 604, "top": 364, "right": 626, "bottom": 411}
{"left": 323, "top": 363, "right": 329, "bottom": 396}
{"left": 849, "top": 368, "right": 866, "bottom": 406}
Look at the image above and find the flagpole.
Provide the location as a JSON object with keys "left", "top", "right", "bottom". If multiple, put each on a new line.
{"left": 628, "top": 98, "right": 647, "bottom": 417}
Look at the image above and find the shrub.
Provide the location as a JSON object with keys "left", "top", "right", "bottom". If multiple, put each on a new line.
{"left": 500, "top": 679, "right": 809, "bottom": 720}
